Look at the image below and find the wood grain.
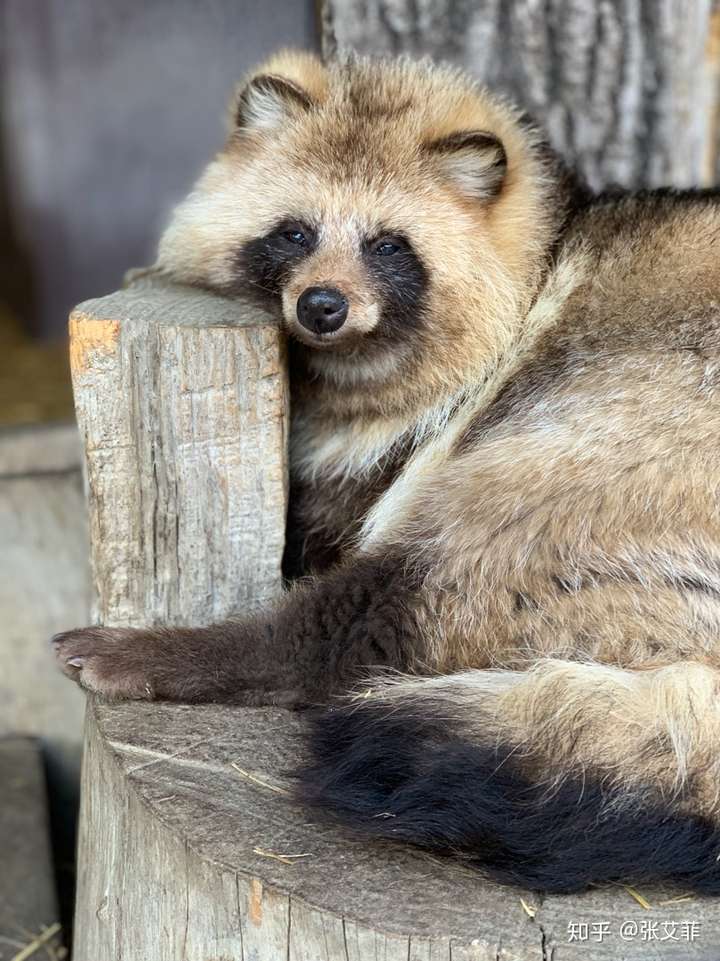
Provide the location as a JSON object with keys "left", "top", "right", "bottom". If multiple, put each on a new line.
{"left": 70, "top": 277, "right": 294, "bottom": 959}
{"left": 69, "top": 278, "right": 289, "bottom": 627}
{"left": 76, "top": 698, "right": 720, "bottom": 960}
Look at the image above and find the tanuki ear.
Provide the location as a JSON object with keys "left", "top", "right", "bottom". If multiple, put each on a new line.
{"left": 234, "top": 74, "right": 315, "bottom": 132}
{"left": 426, "top": 131, "right": 507, "bottom": 200}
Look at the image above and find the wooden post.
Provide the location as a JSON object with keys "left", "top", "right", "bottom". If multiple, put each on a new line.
{"left": 69, "top": 277, "right": 289, "bottom": 627}
{"left": 69, "top": 276, "right": 291, "bottom": 959}
{"left": 68, "top": 278, "right": 720, "bottom": 960}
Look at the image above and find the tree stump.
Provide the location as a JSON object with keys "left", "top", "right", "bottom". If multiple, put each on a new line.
{"left": 69, "top": 278, "right": 720, "bottom": 959}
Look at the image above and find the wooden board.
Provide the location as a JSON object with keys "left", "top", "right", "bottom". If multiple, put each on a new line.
{"left": 0, "top": 420, "right": 89, "bottom": 927}
{"left": 0, "top": 423, "right": 88, "bottom": 747}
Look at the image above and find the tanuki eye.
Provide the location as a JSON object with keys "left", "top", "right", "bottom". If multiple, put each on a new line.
{"left": 373, "top": 237, "right": 405, "bottom": 256}
{"left": 283, "top": 228, "right": 308, "bottom": 246}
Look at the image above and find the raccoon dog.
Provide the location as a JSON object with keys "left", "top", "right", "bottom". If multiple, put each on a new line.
{"left": 55, "top": 51, "right": 720, "bottom": 894}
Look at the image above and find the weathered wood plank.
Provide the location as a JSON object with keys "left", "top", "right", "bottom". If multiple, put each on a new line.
{"left": 0, "top": 420, "right": 89, "bottom": 927}
{"left": 0, "top": 421, "right": 81, "bottom": 476}
{"left": 0, "top": 427, "right": 87, "bottom": 756}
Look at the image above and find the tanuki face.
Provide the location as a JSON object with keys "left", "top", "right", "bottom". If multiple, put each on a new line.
{"left": 158, "top": 50, "right": 560, "bottom": 386}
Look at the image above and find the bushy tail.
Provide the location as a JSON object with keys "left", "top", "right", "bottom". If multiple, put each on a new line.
{"left": 297, "top": 659, "right": 720, "bottom": 893}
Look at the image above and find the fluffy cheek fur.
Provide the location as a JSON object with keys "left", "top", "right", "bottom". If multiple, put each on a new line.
{"left": 158, "top": 152, "right": 528, "bottom": 391}
{"left": 156, "top": 151, "right": 276, "bottom": 289}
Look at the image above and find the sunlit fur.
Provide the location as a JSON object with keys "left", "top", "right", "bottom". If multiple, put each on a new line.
{"left": 157, "top": 51, "right": 568, "bottom": 419}
{"left": 59, "top": 51, "right": 720, "bottom": 892}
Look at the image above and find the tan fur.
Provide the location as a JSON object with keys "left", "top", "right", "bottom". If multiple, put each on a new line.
{"left": 155, "top": 51, "right": 720, "bottom": 837}
{"left": 158, "top": 50, "right": 561, "bottom": 423}
{"left": 361, "top": 659, "right": 720, "bottom": 817}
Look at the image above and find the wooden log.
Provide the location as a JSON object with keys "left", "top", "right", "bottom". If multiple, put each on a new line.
{"left": 322, "top": 0, "right": 720, "bottom": 190}
{"left": 77, "top": 699, "right": 720, "bottom": 960}
{"left": 69, "top": 276, "right": 290, "bottom": 959}
{"left": 69, "top": 277, "right": 720, "bottom": 959}
{"left": 69, "top": 276, "right": 289, "bottom": 626}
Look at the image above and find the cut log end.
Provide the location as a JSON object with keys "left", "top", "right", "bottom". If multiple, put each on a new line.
{"left": 77, "top": 698, "right": 720, "bottom": 960}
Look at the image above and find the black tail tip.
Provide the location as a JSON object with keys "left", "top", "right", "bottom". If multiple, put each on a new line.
{"left": 295, "top": 697, "right": 720, "bottom": 894}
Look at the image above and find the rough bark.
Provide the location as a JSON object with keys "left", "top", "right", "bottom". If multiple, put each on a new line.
{"left": 322, "top": 0, "right": 720, "bottom": 190}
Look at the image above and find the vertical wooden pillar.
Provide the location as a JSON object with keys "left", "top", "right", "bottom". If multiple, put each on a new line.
{"left": 68, "top": 277, "right": 289, "bottom": 959}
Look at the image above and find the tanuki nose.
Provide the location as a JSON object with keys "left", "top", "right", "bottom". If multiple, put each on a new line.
{"left": 296, "top": 286, "right": 349, "bottom": 335}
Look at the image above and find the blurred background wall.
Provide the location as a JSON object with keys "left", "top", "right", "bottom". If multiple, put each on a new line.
{"left": 1, "top": 0, "right": 319, "bottom": 341}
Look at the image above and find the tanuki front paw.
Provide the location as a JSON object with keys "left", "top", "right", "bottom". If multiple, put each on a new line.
{"left": 52, "top": 626, "right": 158, "bottom": 700}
